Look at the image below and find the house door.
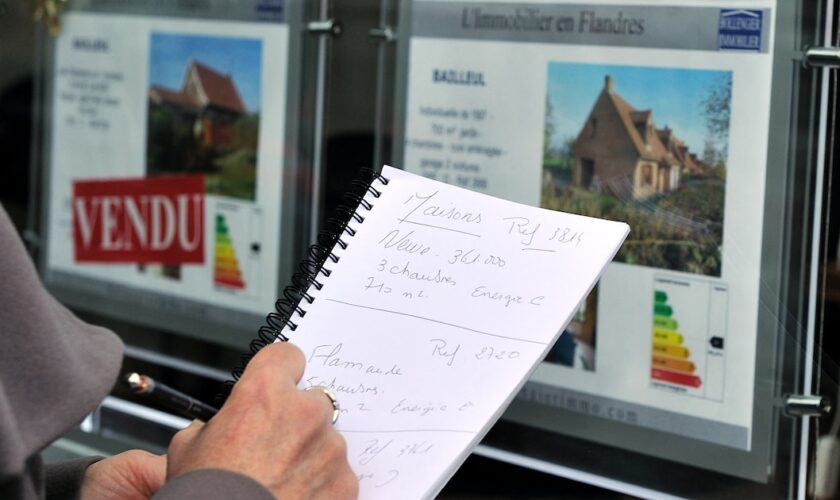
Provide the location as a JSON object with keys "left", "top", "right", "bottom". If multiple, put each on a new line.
{"left": 658, "top": 167, "right": 668, "bottom": 192}
{"left": 580, "top": 158, "right": 595, "bottom": 189}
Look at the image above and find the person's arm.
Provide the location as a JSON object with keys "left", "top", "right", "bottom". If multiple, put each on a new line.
{"left": 78, "top": 342, "right": 358, "bottom": 500}
{"left": 0, "top": 204, "right": 123, "bottom": 499}
{"left": 81, "top": 455, "right": 274, "bottom": 500}
{"left": 153, "top": 470, "right": 274, "bottom": 500}
{"left": 0, "top": 205, "right": 355, "bottom": 499}
{"left": 45, "top": 458, "right": 103, "bottom": 500}
{"left": 162, "top": 342, "right": 358, "bottom": 499}
{"left": 79, "top": 450, "right": 165, "bottom": 499}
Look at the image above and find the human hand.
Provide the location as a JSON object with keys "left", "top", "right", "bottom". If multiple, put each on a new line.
{"left": 80, "top": 450, "right": 166, "bottom": 500}
{"left": 166, "top": 342, "right": 358, "bottom": 499}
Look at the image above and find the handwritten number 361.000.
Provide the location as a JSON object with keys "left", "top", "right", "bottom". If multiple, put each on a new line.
{"left": 449, "top": 249, "right": 505, "bottom": 267}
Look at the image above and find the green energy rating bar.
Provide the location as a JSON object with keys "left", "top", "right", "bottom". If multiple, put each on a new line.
{"left": 214, "top": 214, "right": 245, "bottom": 290}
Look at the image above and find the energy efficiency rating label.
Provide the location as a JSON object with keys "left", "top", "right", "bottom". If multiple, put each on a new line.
{"left": 213, "top": 213, "right": 246, "bottom": 290}
{"left": 651, "top": 275, "right": 728, "bottom": 400}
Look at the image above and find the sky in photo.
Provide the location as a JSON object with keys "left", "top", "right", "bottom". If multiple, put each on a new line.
{"left": 546, "top": 63, "right": 731, "bottom": 155}
{"left": 149, "top": 33, "right": 262, "bottom": 113}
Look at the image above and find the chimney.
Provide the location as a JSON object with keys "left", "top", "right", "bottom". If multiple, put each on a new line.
{"left": 605, "top": 75, "right": 613, "bottom": 92}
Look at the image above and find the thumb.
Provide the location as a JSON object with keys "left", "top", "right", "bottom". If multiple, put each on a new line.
{"left": 123, "top": 450, "right": 167, "bottom": 496}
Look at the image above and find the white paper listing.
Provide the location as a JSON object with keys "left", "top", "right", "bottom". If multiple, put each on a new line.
{"left": 287, "top": 165, "right": 629, "bottom": 499}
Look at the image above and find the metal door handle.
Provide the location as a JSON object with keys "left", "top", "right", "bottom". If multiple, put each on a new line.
{"left": 805, "top": 47, "right": 840, "bottom": 68}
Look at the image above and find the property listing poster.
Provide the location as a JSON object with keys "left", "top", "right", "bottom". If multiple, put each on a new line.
{"left": 46, "top": 10, "right": 289, "bottom": 318}
{"left": 402, "top": 0, "right": 775, "bottom": 450}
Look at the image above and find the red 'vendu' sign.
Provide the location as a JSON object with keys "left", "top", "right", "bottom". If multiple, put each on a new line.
{"left": 73, "top": 176, "right": 205, "bottom": 264}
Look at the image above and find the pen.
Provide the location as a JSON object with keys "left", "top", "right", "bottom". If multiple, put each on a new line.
{"left": 125, "top": 372, "right": 219, "bottom": 421}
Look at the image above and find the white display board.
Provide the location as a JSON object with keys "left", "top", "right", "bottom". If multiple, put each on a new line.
{"left": 397, "top": 0, "right": 777, "bottom": 477}
{"left": 41, "top": 1, "right": 303, "bottom": 346}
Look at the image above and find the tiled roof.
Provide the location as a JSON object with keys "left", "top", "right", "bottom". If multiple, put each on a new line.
{"left": 659, "top": 127, "right": 706, "bottom": 172}
{"left": 149, "top": 85, "right": 200, "bottom": 110}
{"left": 657, "top": 127, "right": 673, "bottom": 144}
{"left": 605, "top": 88, "right": 675, "bottom": 164}
{"left": 629, "top": 110, "right": 651, "bottom": 124}
{"left": 191, "top": 61, "right": 246, "bottom": 114}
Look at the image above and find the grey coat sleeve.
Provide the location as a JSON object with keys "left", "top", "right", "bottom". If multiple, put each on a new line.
{"left": 44, "top": 457, "right": 102, "bottom": 500}
{"left": 0, "top": 204, "right": 123, "bottom": 499}
{"left": 153, "top": 470, "right": 275, "bottom": 500}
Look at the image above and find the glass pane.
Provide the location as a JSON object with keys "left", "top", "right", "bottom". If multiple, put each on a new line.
{"left": 35, "top": 0, "right": 312, "bottom": 349}
{"left": 391, "top": 0, "right": 835, "bottom": 496}
{"left": 0, "top": 0, "right": 837, "bottom": 497}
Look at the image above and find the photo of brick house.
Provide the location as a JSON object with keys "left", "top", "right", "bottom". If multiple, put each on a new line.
{"left": 571, "top": 75, "right": 706, "bottom": 200}
{"left": 542, "top": 63, "right": 731, "bottom": 278}
{"left": 149, "top": 60, "right": 247, "bottom": 148}
{"left": 146, "top": 33, "right": 262, "bottom": 201}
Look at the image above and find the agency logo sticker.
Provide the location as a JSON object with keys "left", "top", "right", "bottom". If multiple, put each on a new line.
{"left": 717, "top": 9, "right": 763, "bottom": 52}
{"left": 256, "top": 0, "right": 284, "bottom": 22}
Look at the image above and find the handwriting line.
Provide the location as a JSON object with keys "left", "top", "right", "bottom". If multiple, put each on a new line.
{"left": 324, "top": 299, "right": 548, "bottom": 346}
{"left": 399, "top": 219, "right": 481, "bottom": 238}
{"left": 521, "top": 248, "right": 556, "bottom": 253}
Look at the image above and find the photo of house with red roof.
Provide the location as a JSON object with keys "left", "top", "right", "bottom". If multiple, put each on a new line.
{"left": 542, "top": 63, "right": 731, "bottom": 278}
{"left": 146, "top": 33, "right": 262, "bottom": 201}
{"left": 150, "top": 60, "right": 247, "bottom": 148}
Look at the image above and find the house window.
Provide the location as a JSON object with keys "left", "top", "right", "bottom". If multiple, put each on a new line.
{"left": 590, "top": 118, "right": 597, "bottom": 137}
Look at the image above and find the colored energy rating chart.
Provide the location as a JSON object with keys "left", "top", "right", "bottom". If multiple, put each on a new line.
{"left": 213, "top": 214, "right": 246, "bottom": 290}
{"left": 652, "top": 290, "right": 702, "bottom": 389}
{"left": 650, "top": 276, "right": 729, "bottom": 400}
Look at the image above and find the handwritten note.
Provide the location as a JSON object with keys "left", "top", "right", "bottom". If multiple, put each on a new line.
{"left": 288, "top": 166, "right": 629, "bottom": 499}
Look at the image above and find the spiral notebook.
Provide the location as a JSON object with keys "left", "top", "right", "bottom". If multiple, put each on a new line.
{"left": 222, "top": 165, "right": 629, "bottom": 499}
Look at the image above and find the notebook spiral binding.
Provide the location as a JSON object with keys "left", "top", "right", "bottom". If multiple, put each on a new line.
{"left": 215, "top": 167, "right": 390, "bottom": 406}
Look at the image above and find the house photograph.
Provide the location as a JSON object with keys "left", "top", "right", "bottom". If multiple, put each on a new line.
{"left": 146, "top": 33, "right": 263, "bottom": 201}
{"left": 571, "top": 75, "right": 707, "bottom": 200}
{"left": 543, "top": 63, "right": 731, "bottom": 277}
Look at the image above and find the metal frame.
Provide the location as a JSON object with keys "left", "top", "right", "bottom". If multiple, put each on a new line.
{"left": 797, "top": 0, "right": 837, "bottom": 496}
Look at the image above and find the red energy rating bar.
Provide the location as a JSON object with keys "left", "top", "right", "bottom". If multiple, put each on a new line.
{"left": 651, "top": 368, "right": 702, "bottom": 388}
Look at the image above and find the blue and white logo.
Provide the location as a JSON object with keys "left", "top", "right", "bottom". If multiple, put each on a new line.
{"left": 256, "top": 0, "right": 284, "bottom": 22}
{"left": 717, "top": 9, "right": 763, "bottom": 51}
